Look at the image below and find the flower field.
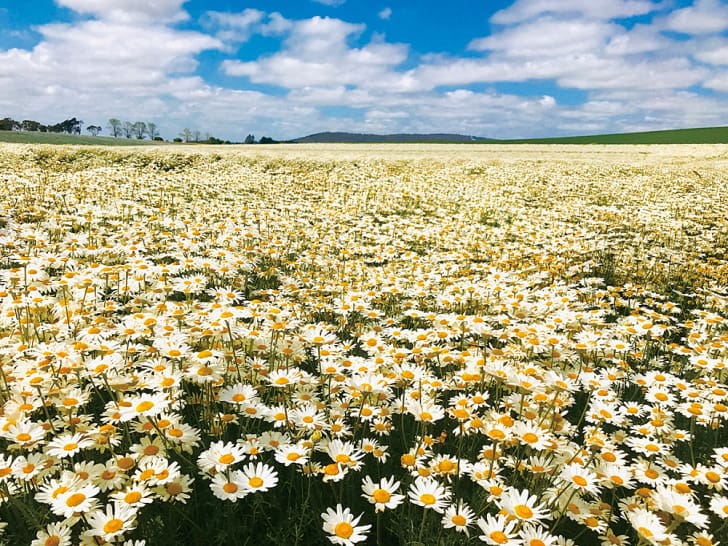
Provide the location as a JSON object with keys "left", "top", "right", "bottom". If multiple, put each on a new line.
{"left": 1, "top": 143, "right": 727, "bottom": 545}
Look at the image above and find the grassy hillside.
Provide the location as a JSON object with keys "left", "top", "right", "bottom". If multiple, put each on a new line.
{"left": 0, "top": 130, "right": 166, "bottom": 146}
{"left": 497, "top": 125, "right": 728, "bottom": 144}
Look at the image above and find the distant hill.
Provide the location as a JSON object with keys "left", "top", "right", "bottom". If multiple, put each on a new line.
{"left": 497, "top": 126, "right": 728, "bottom": 144}
{"left": 291, "top": 126, "right": 728, "bottom": 145}
{"left": 291, "top": 132, "right": 493, "bottom": 143}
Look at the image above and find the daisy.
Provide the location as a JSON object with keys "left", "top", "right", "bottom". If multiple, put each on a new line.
{"left": 625, "top": 507, "right": 670, "bottom": 545}
{"left": 519, "top": 523, "right": 559, "bottom": 546}
{"left": 274, "top": 442, "right": 310, "bottom": 467}
{"left": 11, "top": 453, "right": 47, "bottom": 482}
{"left": 45, "top": 432, "right": 94, "bottom": 459}
{"left": 498, "top": 488, "right": 550, "bottom": 524}
{"left": 3, "top": 419, "right": 46, "bottom": 448}
{"left": 708, "top": 495, "right": 728, "bottom": 518}
{"left": 477, "top": 513, "right": 520, "bottom": 546}
{"left": 361, "top": 475, "right": 405, "bottom": 512}
{"left": 219, "top": 382, "right": 259, "bottom": 406}
{"left": 51, "top": 483, "right": 100, "bottom": 518}
{"left": 322, "top": 439, "right": 365, "bottom": 470}
{"left": 30, "top": 522, "right": 73, "bottom": 546}
{"left": 240, "top": 462, "right": 278, "bottom": 493}
{"left": 559, "top": 463, "right": 602, "bottom": 496}
{"left": 441, "top": 499, "right": 476, "bottom": 536}
{"left": 210, "top": 470, "right": 248, "bottom": 502}
{"left": 408, "top": 476, "right": 451, "bottom": 513}
{"left": 154, "top": 473, "right": 194, "bottom": 504}
{"left": 85, "top": 503, "right": 137, "bottom": 542}
{"left": 321, "top": 504, "right": 371, "bottom": 546}
{"left": 109, "top": 484, "right": 154, "bottom": 509}
{"left": 197, "top": 441, "right": 246, "bottom": 473}
{"left": 514, "top": 421, "right": 553, "bottom": 451}
{"left": 118, "top": 392, "right": 169, "bottom": 422}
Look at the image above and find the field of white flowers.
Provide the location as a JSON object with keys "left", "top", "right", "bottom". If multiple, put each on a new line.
{"left": 0, "top": 143, "right": 727, "bottom": 545}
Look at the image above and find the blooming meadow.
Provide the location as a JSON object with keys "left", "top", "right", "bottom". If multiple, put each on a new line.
{"left": 0, "top": 143, "right": 727, "bottom": 545}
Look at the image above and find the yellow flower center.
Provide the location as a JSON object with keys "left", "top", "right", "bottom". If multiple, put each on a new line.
{"left": 572, "top": 475, "right": 588, "bottom": 487}
{"left": 451, "top": 514, "right": 467, "bottom": 526}
{"left": 490, "top": 531, "right": 508, "bottom": 544}
{"left": 125, "top": 491, "right": 142, "bottom": 504}
{"left": 419, "top": 493, "right": 436, "bottom": 505}
{"left": 136, "top": 401, "right": 154, "bottom": 413}
{"left": 373, "top": 488, "right": 391, "bottom": 503}
{"left": 334, "top": 522, "right": 354, "bottom": 539}
{"left": 522, "top": 432, "right": 539, "bottom": 444}
{"left": 706, "top": 471, "right": 721, "bottom": 483}
{"left": 223, "top": 482, "right": 238, "bottom": 494}
{"left": 65, "top": 492, "right": 86, "bottom": 507}
{"left": 103, "top": 518, "right": 124, "bottom": 534}
{"left": 248, "top": 477, "right": 264, "bottom": 488}
{"left": 143, "top": 445, "right": 160, "bottom": 456}
{"left": 219, "top": 453, "right": 235, "bottom": 465}
{"left": 514, "top": 504, "right": 534, "bottom": 519}
{"left": 44, "top": 537, "right": 61, "bottom": 546}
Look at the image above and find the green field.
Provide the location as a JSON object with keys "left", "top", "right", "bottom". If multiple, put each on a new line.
{"left": 0, "top": 130, "right": 166, "bottom": 146}
{"left": 497, "top": 125, "right": 728, "bottom": 144}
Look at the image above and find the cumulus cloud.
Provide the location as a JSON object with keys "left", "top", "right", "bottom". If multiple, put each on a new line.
{"left": 378, "top": 8, "right": 392, "bottom": 21}
{"left": 223, "top": 16, "right": 409, "bottom": 89}
{"left": 663, "top": 0, "right": 728, "bottom": 34}
{"left": 55, "top": 0, "right": 189, "bottom": 23}
{"left": 490, "top": 0, "right": 658, "bottom": 24}
{"left": 203, "top": 9, "right": 265, "bottom": 44}
{"left": 469, "top": 17, "right": 617, "bottom": 57}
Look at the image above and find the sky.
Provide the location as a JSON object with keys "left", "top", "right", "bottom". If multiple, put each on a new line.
{"left": 1, "top": 0, "right": 728, "bottom": 141}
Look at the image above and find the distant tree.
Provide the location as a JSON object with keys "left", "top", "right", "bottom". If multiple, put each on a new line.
{"left": 0, "top": 117, "right": 15, "bottom": 131}
{"left": 153, "top": 136, "right": 164, "bottom": 141}
{"left": 132, "top": 121, "right": 146, "bottom": 139}
{"left": 122, "top": 121, "right": 134, "bottom": 138}
{"left": 259, "top": 136, "right": 277, "bottom": 144}
{"left": 87, "top": 125, "right": 102, "bottom": 136}
{"left": 173, "top": 137, "right": 183, "bottom": 143}
{"left": 192, "top": 130, "right": 201, "bottom": 142}
{"left": 180, "top": 128, "right": 192, "bottom": 142}
{"left": 21, "top": 120, "right": 44, "bottom": 132}
{"left": 108, "top": 118, "right": 122, "bottom": 137}
{"left": 48, "top": 118, "right": 82, "bottom": 134}
{"left": 147, "top": 122, "right": 159, "bottom": 140}
{"left": 244, "top": 134, "right": 256, "bottom": 144}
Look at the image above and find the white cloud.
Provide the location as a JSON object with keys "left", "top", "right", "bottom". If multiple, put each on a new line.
{"left": 663, "top": 0, "right": 728, "bottom": 34}
{"left": 695, "top": 41, "right": 728, "bottom": 65}
{"left": 204, "top": 9, "right": 265, "bottom": 44}
{"left": 378, "top": 7, "right": 392, "bottom": 20}
{"left": 55, "top": 0, "right": 189, "bottom": 23}
{"left": 223, "top": 16, "right": 409, "bottom": 89}
{"left": 469, "top": 17, "right": 616, "bottom": 57}
{"left": 604, "top": 24, "right": 669, "bottom": 55}
{"left": 491, "top": 0, "right": 658, "bottom": 24}
{"left": 703, "top": 72, "right": 728, "bottom": 91}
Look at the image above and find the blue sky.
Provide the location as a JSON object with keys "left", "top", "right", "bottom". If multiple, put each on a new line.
{"left": 1, "top": 0, "right": 728, "bottom": 140}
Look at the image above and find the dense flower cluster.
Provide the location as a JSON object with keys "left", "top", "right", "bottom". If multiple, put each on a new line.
{"left": 0, "top": 144, "right": 726, "bottom": 545}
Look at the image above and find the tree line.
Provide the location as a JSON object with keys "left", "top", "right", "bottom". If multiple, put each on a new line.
{"left": 2, "top": 115, "right": 279, "bottom": 144}
{"left": 1, "top": 116, "right": 85, "bottom": 135}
